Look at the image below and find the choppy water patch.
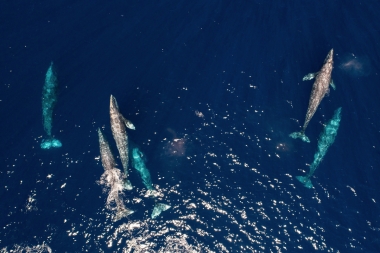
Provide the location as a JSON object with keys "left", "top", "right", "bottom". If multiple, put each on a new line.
{"left": 0, "top": 243, "right": 52, "bottom": 253}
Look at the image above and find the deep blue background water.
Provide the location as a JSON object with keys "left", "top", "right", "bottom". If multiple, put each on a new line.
{"left": 1, "top": 1, "right": 380, "bottom": 252}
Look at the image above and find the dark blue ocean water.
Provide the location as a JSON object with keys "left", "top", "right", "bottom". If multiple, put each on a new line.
{"left": 1, "top": 1, "right": 380, "bottom": 252}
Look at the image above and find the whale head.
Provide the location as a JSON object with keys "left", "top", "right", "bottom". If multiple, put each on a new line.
{"left": 325, "top": 48, "right": 334, "bottom": 65}
{"left": 132, "top": 148, "right": 143, "bottom": 160}
{"left": 110, "top": 94, "right": 119, "bottom": 111}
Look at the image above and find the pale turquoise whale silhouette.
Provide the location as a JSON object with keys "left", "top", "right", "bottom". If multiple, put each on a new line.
{"left": 41, "top": 62, "right": 62, "bottom": 149}
{"left": 131, "top": 147, "right": 170, "bottom": 219}
{"left": 297, "top": 107, "right": 342, "bottom": 188}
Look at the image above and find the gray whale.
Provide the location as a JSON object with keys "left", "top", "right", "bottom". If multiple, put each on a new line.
{"left": 41, "top": 62, "right": 62, "bottom": 149}
{"left": 110, "top": 95, "right": 135, "bottom": 190}
{"left": 296, "top": 107, "right": 342, "bottom": 188}
{"left": 290, "top": 49, "right": 335, "bottom": 143}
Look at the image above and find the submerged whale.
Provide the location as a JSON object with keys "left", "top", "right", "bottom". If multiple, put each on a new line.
{"left": 290, "top": 49, "right": 336, "bottom": 143}
{"left": 41, "top": 62, "right": 62, "bottom": 149}
{"left": 97, "top": 128, "right": 134, "bottom": 221}
{"left": 131, "top": 146, "right": 171, "bottom": 219}
{"left": 296, "top": 107, "right": 342, "bottom": 188}
{"left": 110, "top": 95, "right": 135, "bottom": 190}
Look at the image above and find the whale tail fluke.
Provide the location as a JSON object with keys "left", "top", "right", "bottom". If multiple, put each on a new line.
{"left": 113, "top": 208, "right": 134, "bottom": 222}
{"left": 289, "top": 131, "right": 310, "bottom": 143}
{"left": 151, "top": 203, "right": 171, "bottom": 219}
{"left": 41, "top": 138, "right": 62, "bottom": 149}
{"left": 296, "top": 175, "right": 313, "bottom": 189}
{"left": 123, "top": 179, "right": 133, "bottom": 190}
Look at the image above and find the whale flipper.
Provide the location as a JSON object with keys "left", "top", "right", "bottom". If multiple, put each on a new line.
{"left": 151, "top": 203, "right": 171, "bottom": 219}
{"left": 330, "top": 79, "right": 336, "bottom": 90}
{"left": 296, "top": 176, "right": 313, "bottom": 189}
{"left": 121, "top": 115, "right": 136, "bottom": 130}
{"left": 289, "top": 131, "right": 310, "bottom": 143}
{"left": 123, "top": 179, "right": 133, "bottom": 190}
{"left": 302, "top": 72, "right": 317, "bottom": 81}
{"left": 41, "top": 138, "right": 62, "bottom": 149}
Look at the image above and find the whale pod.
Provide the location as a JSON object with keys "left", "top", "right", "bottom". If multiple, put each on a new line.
{"left": 97, "top": 128, "right": 134, "bottom": 220}
{"left": 290, "top": 49, "right": 335, "bottom": 143}
{"left": 296, "top": 107, "right": 342, "bottom": 188}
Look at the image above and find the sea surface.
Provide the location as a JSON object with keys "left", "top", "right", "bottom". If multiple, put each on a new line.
{"left": 1, "top": 1, "right": 380, "bottom": 252}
